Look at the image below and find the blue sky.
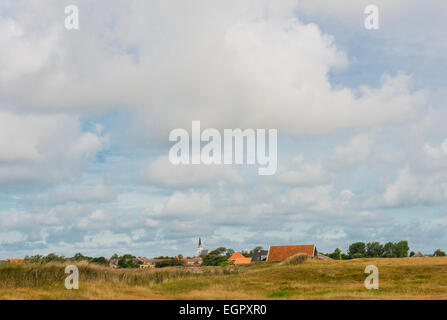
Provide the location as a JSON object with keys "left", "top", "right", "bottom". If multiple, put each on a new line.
{"left": 1, "top": 0, "right": 447, "bottom": 258}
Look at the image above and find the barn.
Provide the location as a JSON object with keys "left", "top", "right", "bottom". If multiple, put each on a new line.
{"left": 267, "top": 244, "right": 317, "bottom": 261}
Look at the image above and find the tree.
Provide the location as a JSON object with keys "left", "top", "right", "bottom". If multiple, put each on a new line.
{"left": 328, "top": 248, "right": 342, "bottom": 260}
{"left": 117, "top": 254, "right": 139, "bottom": 268}
{"left": 24, "top": 254, "right": 43, "bottom": 263}
{"left": 348, "top": 242, "right": 366, "bottom": 258}
{"left": 201, "top": 247, "right": 234, "bottom": 266}
{"left": 43, "top": 253, "right": 66, "bottom": 263}
{"left": 394, "top": 241, "right": 409, "bottom": 257}
{"left": 383, "top": 242, "right": 395, "bottom": 257}
{"left": 240, "top": 250, "right": 250, "bottom": 257}
{"left": 155, "top": 258, "right": 184, "bottom": 268}
{"left": 434, "top": 249, "right": 446, "bottom": 256}
{"left": 72, "top": 252, "right": 89, "bottom": 261}
{"left": 410, "top": 251, "right": 415, "bottom": 257}
{"left": 89, "top": 257, "right": 108, "bottom": 265}
{"left": 366, "top": 242, "right": 384, "bottom": 257}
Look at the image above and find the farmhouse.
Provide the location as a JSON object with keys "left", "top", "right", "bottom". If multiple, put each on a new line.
{"left": 251, "top": 249, "right": 269, "bottom": 263}
{"left": 228, "top": 252, "right": 251, "bottom": 264}
{"left": 267, "top": 244, "right": 317, "bottom": 261}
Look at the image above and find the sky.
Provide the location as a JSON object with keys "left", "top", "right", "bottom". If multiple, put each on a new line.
{"left": 0, "top": 0, "right": 447, "bottom": 258}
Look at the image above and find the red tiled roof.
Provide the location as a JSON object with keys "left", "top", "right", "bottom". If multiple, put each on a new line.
{"left": 267, "top": 245, "right": 316, "bottom": 261}
{"left": 5, "top": 258, "right": 24, "bottom": 263}
{"left": 228, "top": 252, "right": 246, "bottom": 262}
{"left": 233, "top": 257, "right": 251, "bottom": 264}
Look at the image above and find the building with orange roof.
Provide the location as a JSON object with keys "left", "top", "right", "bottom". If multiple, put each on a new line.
{"left": 5, "top": 258, "right": 24, "bottom": 263}
{"left": 228, "top": 252, "right": 251, "bottom": 264}
{"left": 233, "top": 257, "right": 252, "bottom": 264}
{"left": 267, "top": 244, "right": 317, "bottom": 261}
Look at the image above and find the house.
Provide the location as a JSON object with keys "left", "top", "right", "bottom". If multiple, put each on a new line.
{"left": 137, "top": 256, "right": 154, "bottom": 268}
{"left": 251, "top": 249, "right": 269, "bottom": 263}
{"left": 267, "top": 244, "right": 317, "bottom": 261}
{"left": 4, "top": 258, "right": 24, "bottom": 263}
{"left": 411, "top": 251, "right": 425, "bottom": 258}
{"left": 109, "top": 258, "right": 119, "bottom": 268}
{"left": 183, "top": 256, "right": 202, "bottom": 266}
{"left": 136, "top": 256, "right": 175, "bottom": 268}
{"left": 228, "top": 252, "right": 251, "bottom": 264}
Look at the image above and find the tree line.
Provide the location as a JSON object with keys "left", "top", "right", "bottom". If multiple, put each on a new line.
{"left": 19, "top": 243, "right": 447, "bottom": 268}
{"left": 326, "top": 241, "right": 410, "bottom": 259}
{"left": 326, "top": 241, "right": 446, "bottom": 259}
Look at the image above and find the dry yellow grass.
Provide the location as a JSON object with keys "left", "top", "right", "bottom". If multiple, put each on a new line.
{"left": 1, "top": 257, "right": 447, "bottom": 300}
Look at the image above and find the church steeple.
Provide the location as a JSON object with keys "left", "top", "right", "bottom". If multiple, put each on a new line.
{"left": 197, "top": 237, "right": 203, "bottom": 256}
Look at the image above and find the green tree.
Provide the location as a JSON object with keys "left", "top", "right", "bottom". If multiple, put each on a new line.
{"left": 434, "top": 249, "right": 446, "bottom": 256}
{"left": 24, "top": 254, "right": 43, "bottom": 263}
{"left": 89, "top": 257, "right": 107, "bottom": 265}
{"left": 43, "top": 253, "right": 66, "bottom": 263}
{"left": 348, "top": 242, "right": 366, "bottom": 258}
{"left": 240, "top": 250, "right": 250, "bottom": 257}
{"left": 366, "top": 242, "right": 384, "bottom": 257}
{"left": 117, "top": 254, "right": 139, "bottom": 268}
{"left": 155, "top": 258, "right": 184, "bottom": 268}
{"left": 328, "top": 248, "right": 342, "bottom": 260}
{"left": 394, "top": 241, "right": 409, "bottom": 257}
{"left": 383, "top": 242, "right": 395, "bottom": 257}
{"left": 201, "top": 247, "right": 234, "bottom": 266}
{"left": 72, "top": 252, "right": 89, "bottom": 261}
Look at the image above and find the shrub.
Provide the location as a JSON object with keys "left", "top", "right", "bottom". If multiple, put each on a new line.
{"left": 155, "top": 258, "right": 184, "bottom": 268}
{"left": 281, "top": 253, "right": 308, "bottom": 266}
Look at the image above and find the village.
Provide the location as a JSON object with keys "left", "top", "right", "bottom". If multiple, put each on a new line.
{"left": 134, "top": 239, "right": 319, "bottom": 269}
{"left": 1, "top": 238, "right": 443, "bottom": 268}
{"left": 0, "top": 238, "right": 321, "bottom": 268}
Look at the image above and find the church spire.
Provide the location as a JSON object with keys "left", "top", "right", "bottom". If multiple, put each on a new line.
{"left": 197, "top": 237, "right": 203, "bottom": 256}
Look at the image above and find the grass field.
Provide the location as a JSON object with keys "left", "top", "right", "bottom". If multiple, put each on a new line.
{"left": 1, "top": 257, "right": 447, "bottom": 299}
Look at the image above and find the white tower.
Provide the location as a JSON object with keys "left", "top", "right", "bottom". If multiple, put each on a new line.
{"left": 197, "top": 237, "right": 203, "bottom": 256}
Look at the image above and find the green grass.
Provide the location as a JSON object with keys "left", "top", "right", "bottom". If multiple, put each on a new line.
{"left": 1, "top": 257, "right": 447, "bottom": 299}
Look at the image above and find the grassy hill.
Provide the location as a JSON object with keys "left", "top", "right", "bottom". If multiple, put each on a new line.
{"left": 1, "top": 256, "right": 447, "bottom": 299}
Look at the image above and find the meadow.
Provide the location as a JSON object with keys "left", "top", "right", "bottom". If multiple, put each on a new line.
{"left": 1, "top": 256, "right": 447, "bottom": 300}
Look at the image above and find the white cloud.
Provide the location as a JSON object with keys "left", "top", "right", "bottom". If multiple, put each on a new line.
{"left": 0, "top": 1, "right": 425, "bottom": 141}
{"left": 90, "top": 209, "right": 108, "bottom": 221}
{"left": 297, "top": 0, "right": 447, "bottom": 57}
{"left": 383, "top": 166, "right": 447, "bottom": 207}
{"left": 331, "top": 133, "right": 374, "bottom": 167}
{"left": 28, "top": 184, "right": 117, "bottom": 205}
{"left": 0, "top": 0, "right": 445, "bottom": 257}
{"left": 143, "top": 156, "right": 243, "bottom": 188}
{"left": 421, "top": 139, "right": 447, "bottom": 169}
{"left": 0, "top": 111, "right": 107, "bottom": 189}
{"left": 276, "top": 156, "right": 327, "bottom": 186}
{"left": 146, "top": 190, "right": 212, "bottom": 218}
